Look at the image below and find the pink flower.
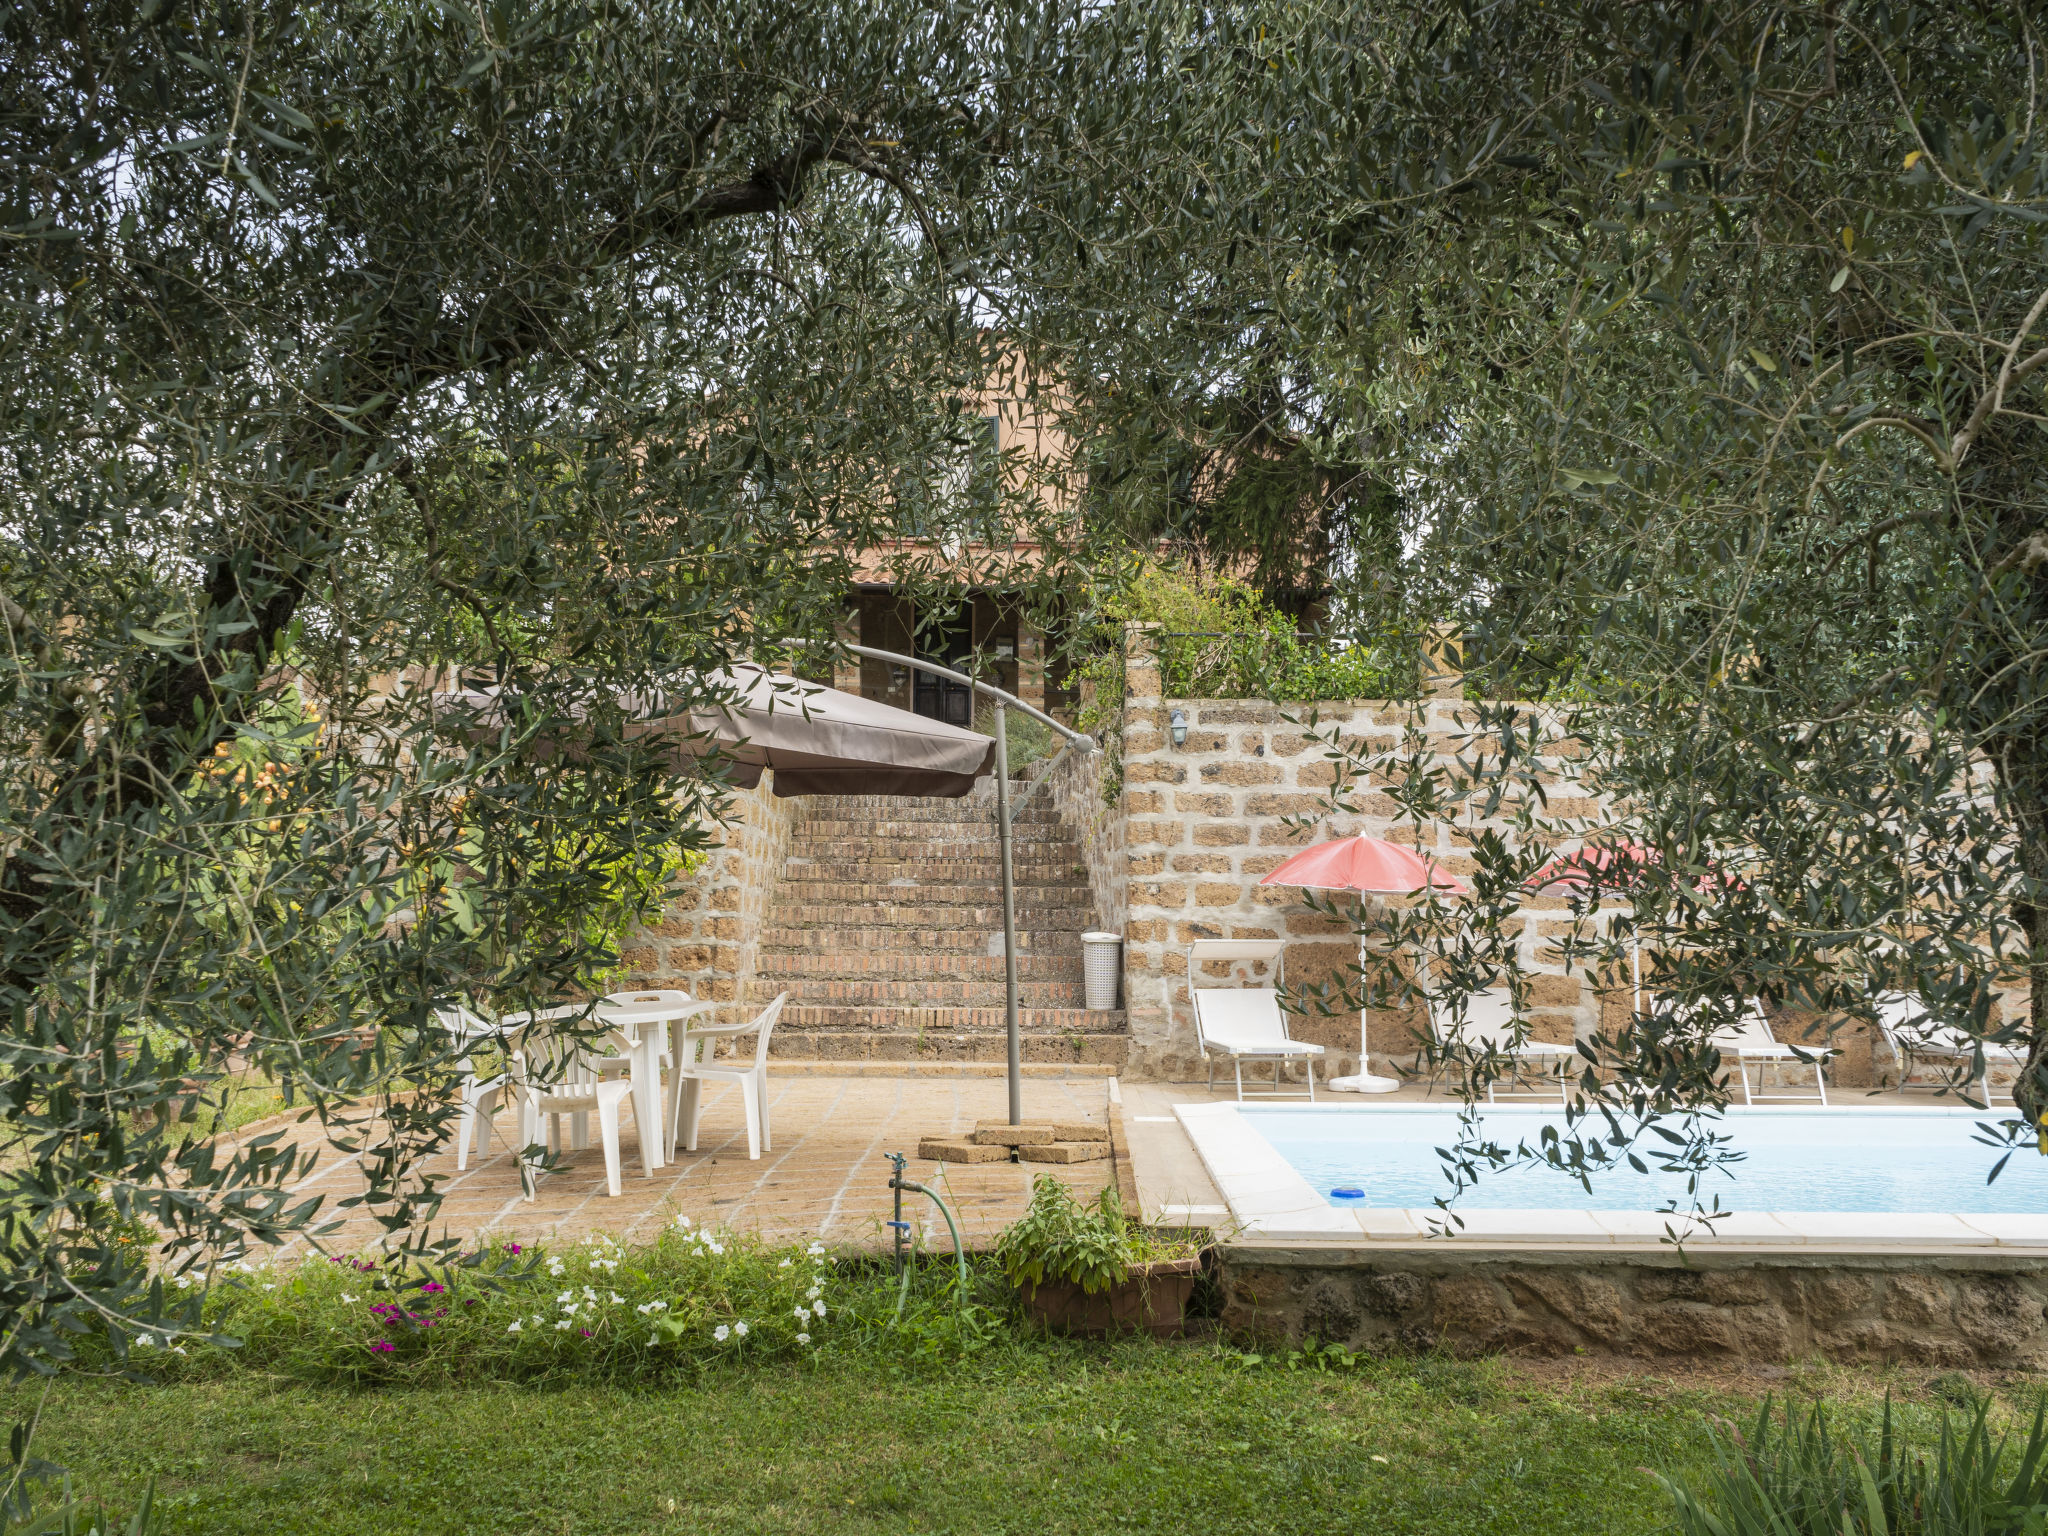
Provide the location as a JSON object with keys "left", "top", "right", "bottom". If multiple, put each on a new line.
{"left": 370, "top": 1340, "right": 395, "bottom": 1353}
{"left": 421, "top": 1282, "right": 445, "bottom": 1294}
{"left": 578, "top": 1328, "right": 594, "bottom": 1338}
{"left": 505, "top": 1244, "right": 522, "bottom": 1255}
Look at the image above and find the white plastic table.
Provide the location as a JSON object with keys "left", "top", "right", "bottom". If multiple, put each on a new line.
{"left": 595, "top": 991, "right": 717, "bottom": 1167}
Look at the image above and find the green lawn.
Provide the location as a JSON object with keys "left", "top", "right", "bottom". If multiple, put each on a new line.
{"left": 7, "top": 1347, "right": 1778, "bottom": 1536}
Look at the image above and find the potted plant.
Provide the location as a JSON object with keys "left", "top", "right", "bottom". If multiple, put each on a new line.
{"left": 994, "top": 1176, "right": 1205, "bottom": 1338}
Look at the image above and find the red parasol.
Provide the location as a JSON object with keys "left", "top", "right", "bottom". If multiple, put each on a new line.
{"left": 1258, "top": 836, "right": 1468, "bottom": 1093}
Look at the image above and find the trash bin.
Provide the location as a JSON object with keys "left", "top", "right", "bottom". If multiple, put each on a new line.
{"left": 1082, "top": 931, "right": 1122, "bottom": 1011}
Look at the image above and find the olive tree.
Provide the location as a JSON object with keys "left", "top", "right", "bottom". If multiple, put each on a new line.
{"left": 0, "top": 0, "right": 1155, "bottom": 1369}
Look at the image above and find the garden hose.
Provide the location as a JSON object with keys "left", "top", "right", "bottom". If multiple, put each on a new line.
{"left": 885, "top": 1154, "right": 969, "bottom": 1323}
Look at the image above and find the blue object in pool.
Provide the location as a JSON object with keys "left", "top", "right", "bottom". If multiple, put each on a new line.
{"left": 1330, "top": 1186, "right": 1366, "bottom": 1201}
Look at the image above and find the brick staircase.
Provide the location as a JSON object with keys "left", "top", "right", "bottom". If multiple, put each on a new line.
{"left": 750, "top": 786, "right": 1127, "bottom": 1069}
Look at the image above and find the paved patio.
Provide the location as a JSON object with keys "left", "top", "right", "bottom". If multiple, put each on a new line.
{"left": 261, "top": 1072, "right": 1117, "bottom": 1254}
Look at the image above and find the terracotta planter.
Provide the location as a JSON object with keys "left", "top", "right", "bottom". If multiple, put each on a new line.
{"left": 1019, "top": 1257, "right": 1204, "bottom": 1338}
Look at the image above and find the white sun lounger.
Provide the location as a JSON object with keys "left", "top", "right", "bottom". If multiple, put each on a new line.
{"left": 1185, "top": 939, "right": 1323, "bottom": 1101}
{"left": 1663, "top": 996, "right": 1831, "bottom": 1105}
{"left": 1438, "top": 988, "right": 1578, "bottom": 1103}
{"left": 1873, "top": 991, "right": 2023, "bottom": 1106}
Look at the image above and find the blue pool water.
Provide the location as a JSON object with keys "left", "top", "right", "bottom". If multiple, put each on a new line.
{"left": 1240, "top": 1106, "right": 2048, "bottom": 1215}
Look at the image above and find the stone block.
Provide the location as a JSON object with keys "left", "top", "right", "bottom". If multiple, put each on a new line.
{"left": 1018, "top": 1142, "right": 1111, "bottom": 1163}
{"left": 974, "top": 1122, "right": 1055, "bottom": 1146}
{"left": 1245, "top": 791, "right": 1328, "bottom": 817}
{"left": 1122, "top": 790, "right": 1165, "bottom": 815}
{"left": 1173, "top": 791, "right": 1239, "bottom": 816}
{"left": 1050, "top": 1120, "right": 1110, "bottom": 1142}
{"left": 917, "top": 1139, "right": 1010, "bottom": 1164}
{"left": 1195, "top": 882, "right": 1246, "bottom": 907}
{"left": 1201, "top": 761, "right": 1282, "bottom": 787}
{"left": 1192, "top": 822, "right": 1250, "bottom": 847}
{"left": 1880, "top": 1273, "right": 1951, "bottom": 1327}
{"left": 1168, "top": 853, "right": 1236, "bottom": 874}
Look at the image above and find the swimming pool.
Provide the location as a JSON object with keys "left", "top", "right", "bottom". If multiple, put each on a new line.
{"left": 1244, "top": 1105, "right": 2047, "bottom": 1214}
{"left": 1172, "top": 1101, "right": 2048, "bottom": 1247}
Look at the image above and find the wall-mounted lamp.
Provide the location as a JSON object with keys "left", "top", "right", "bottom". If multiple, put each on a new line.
{"left": 1168, "top": 709, "right": 1188, "bottom": 748}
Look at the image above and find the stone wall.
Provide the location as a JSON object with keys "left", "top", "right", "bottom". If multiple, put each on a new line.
{"left": 622, "top": 774, "right": 801, "bottom": 1024}
{"left": 1217, "top": 1244, "right": 2048, "bottom": 1366}
{"left": 1043, "top": 740, "right": 1127, "bottom": 942}
{"left": 1117, "top": 642, "right": 1601, "bottom": 1078}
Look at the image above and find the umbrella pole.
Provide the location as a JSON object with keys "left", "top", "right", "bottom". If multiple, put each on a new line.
{"left": 995, "top": 704, "right": 1022, "bottom": 1126}
{"left": 1330, "top": 894, "right": 1403, "bottom": 1094}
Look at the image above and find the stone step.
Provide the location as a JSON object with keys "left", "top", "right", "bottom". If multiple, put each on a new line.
{"left": 748, "top": 976, "right": 1091, "bottom": 1008}
{"left": 783, "top": 852, "right": 1087, "bottom": 876}
{"left": 765, "top": 1060, "right": 1120, "bottom": 1079}
{"left": 769, "top": 1029, "right": 1130, "bottom": 1067}
{"left": 773, "top": 880, "right": 1091, "bottom": 906}
{"left": 778, "top": 1003, "right": 1126, "bottom": 1034}
{"left": 755, "top": 951, "right": 1083, "bottom": 981}
{"left": 792, "top": 814, "right": 1067, "bottom": 837}
{"left": 770, "top": 903, "right": 1093, "bottom": 929}
{"left": 758, "top": 927, "right": 1085, "bottom": 954}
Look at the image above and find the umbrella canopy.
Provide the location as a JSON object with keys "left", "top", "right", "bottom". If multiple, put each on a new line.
{"left": 1258, "top": 834, "right": 1469, "bottom": 896}
{"left": 1526, "top": 839, "right": 1659, "bottom": 893}
{"left": 437, "top": 667, "right": 997, "bottom": 798}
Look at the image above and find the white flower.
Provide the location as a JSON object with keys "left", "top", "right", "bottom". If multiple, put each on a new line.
{"left": 794, "top": 1307, "right": 810, "bottom": 1322}
{"left": 171, "top": 1346, "right": 186, "bottom": 1356}
{"left": 556, "top": 1291, "right": 573, "bottom": 1304}
{"left": 713, "top": 1324, "right": 730, "bottom": 1342}
{"left": 582, "top": 1286, "right": 597, "bottom": 1301}
{"left": 609, "top": 1293, "right": 623, "bottom": 1305}
{"left": 796, "top": 1332, "right": 810, "bottom": 1345}
{"left": 262, "top": 1283, "right": 276, "bottom": 1291}
{"left": 341, "top": 1294, "right": 358, "bottom": 1304}
{"left": 507, "top": 1321, "right": 522, "bottom": 1334}
{"left": 555, "top": 1320, "right": 571, "bottom": 1331}
{"left": 135, "top": 1335, "right": 155, "bottom": 1348}
{"left": 778, "top": 1258, "right": 792, "bottom": 1268}
{"left": 806, "top": 1285, "right": 822, "bottom": 1300}
{"left": 807, "top": 1242, "right": 824, "bottom": 1256}
{"left": 530, "top": 1315, "right": 544, "bottom": 1326}
{"left": 647, "top": 1334, "right": 659, "bottom": 1345}
{"left": 674, "top": 1215, "right": 692, "bottom": 1229}
{"left": 812, "top": 1301, "right": 826, "bottom": 1318}
{"left": 733, "top": 1321, "right": 748, "bottom": 1338}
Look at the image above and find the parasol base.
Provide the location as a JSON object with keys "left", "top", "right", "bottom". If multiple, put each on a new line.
{"left": 1326, "top": 1072, "right": 1403, "bottom": 1095}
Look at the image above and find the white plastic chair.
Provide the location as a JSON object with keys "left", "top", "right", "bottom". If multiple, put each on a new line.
{"left": 1184, "top": 939, "right": 1322, "bottom": 1101}
{"left": 1438, "top": 988, "right": 1577, "bottom": 1103}
{"left": 1874, "top": 991, "right": 2021, "bottom": 1106}
{"left": 672, "top": 992, "right": 787, "bottom": 1161}
{"left": 434, "top": 1006, "right": 508, "bottom": 1171}
{"left": 1665, "top": 997, "right": 1831, "bottom": 1104}
{"left": 510, "top": 1021, "right": 652, "bottom": 1199}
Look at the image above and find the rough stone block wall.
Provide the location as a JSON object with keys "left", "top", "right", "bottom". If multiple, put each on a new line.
{"left": 1118, "top": 637, "right": 1599, "bottom": 1078}
{"left": 1045, "top": 742, "right": 1127, "bottom": 942}
{"left": 622, "top": 774, "right": 801, "bottom": 1024}
{"left": 1217, "top": 1247, "right": 2048, "bottom": 1366}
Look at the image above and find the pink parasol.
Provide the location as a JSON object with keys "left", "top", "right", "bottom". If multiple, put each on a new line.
{"left": 1259, "top": 836, "right": 1468, "bottom": 1093}
{"left": 1525, "top": 839, "right": 1658, "bottom": 1014}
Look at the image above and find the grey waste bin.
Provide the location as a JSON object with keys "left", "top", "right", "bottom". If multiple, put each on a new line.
{"left": 1082, "top": 931, "right": 1122, "bottom": 1011}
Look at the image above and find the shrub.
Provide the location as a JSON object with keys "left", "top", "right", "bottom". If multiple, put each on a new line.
{"left": 1653, "top": 1396, "right": 2048, "bottom": 1536}
{"left": 992, "top": 1176, "right": 1198, "bottom": 1296}
{"left": 114, "top": 1219, "right": 1005, "bottom": 1386}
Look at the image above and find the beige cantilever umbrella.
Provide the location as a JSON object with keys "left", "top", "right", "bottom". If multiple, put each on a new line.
{"left": 438, "top": 666, "right": 997, "bottom": 797}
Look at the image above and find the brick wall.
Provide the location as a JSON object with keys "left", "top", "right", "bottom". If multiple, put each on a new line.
{"left": 1117, "top": 635, "right": 1602, "bottom": 1080}
{"left": 622, "top": 774, "right": 801, "bottom": 1024}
